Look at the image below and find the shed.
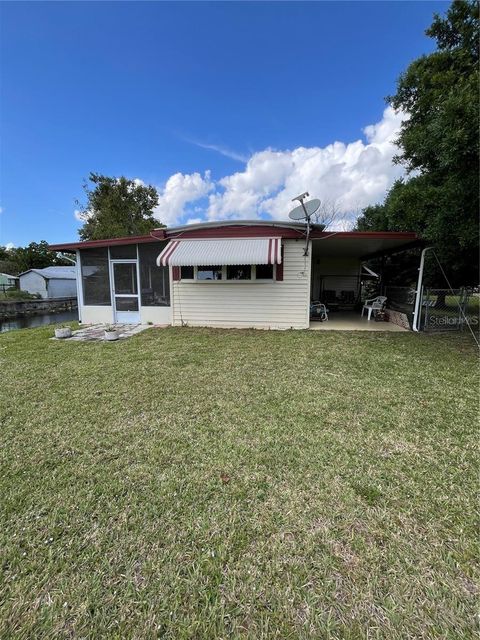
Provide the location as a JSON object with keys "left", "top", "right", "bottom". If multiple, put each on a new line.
{"left": 0, "top": 272, "right": 19, "bottom": 289}
{"left": 18, "top": 266, "right": 77, "bottom": 299}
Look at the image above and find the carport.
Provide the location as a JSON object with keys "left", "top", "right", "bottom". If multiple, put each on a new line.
{"left": 309, "top": 231, "right": 422, "bottom": 329}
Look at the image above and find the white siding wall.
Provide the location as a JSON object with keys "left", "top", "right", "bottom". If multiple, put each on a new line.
{"left": 171, "top": 239, "right": 311, "bottom": 330}
{"left": 19, "top": 272, "right": 48, "bottom": 298}
{"left": 140, "top": 306, "right": 171, "bottom": 325}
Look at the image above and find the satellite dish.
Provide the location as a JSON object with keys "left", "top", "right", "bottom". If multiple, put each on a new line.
{"left": 288, "top": 198, "right": 320, "bottom": 221}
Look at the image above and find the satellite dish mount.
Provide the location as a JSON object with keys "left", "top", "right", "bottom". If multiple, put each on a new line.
{"left": 288, "top": 192, "right": 320, "bottom": 256}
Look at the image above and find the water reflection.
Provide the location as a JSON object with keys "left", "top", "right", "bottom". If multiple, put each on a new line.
{"left": 0, "top": 310, "right": 78, "bottom": 333}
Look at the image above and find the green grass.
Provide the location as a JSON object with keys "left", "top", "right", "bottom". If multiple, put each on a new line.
{"left": 0, "top": 290, "right": 41, "bottom": 301}
{"left": 1, "top": 325, "right": 478, "bottom": 639}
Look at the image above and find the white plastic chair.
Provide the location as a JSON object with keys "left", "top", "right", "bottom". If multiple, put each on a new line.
{"left": 361, "top": 296, "right": 387, "bottom": 321}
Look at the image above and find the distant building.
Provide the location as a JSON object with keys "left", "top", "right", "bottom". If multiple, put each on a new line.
{"left": 0, "top": 272, "right": 19, "bottom": 289}
{"left": 18, "top": 266, "right": 77, "bottom": 299}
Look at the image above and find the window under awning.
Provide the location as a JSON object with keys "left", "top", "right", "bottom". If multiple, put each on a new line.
{"left": 156, "top": 238, "right": 282, "bottom": 267}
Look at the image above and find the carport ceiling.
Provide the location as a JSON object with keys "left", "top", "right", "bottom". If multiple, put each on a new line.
{"left": 311, "top": 233, "right": 421, "bottom": 259}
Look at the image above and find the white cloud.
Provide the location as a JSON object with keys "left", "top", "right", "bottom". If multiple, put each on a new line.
{"left": 73, "top": 107, "right": 407, "bottom": 230}
{"left": 185, "top": 138, "right": 248, "bottom": 163}
{"left": 153, "top": 171, "right": 214, "bottom": 226}
{"left": 157, "top": 106, "right": 405, "bottom": 228}
{"left": 0, "top": 207, "right": 3, "bottom": 214}
{"left": 6, "top": 242, "right": 15, "bottom": 250}
{"left": 74, "top": 208, "right": 95, "bottom": 221}
{"left": 207, "top": 106, "right": 406, "bottom": 224}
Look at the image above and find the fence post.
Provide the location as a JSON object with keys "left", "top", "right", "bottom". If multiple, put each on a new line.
{"left": 412, "top": 247, "right": 433, "bottom": 332}
{"left": 423, "top": 287, "right": 428, "bottom": 331}
{"left": 459, "top": 287, "right": 466, "bottom": 331}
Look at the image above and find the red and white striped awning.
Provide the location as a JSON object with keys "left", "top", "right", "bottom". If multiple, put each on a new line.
{"left": 157, "top": 238, "right": 282, "bottom": 267}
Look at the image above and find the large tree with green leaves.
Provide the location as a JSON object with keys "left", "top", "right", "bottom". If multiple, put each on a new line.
{"left": 0, "top": 241, "right": 70, "bottom": 275}
{"left": 77, "top": 173, "right": 160, "bottom": 241}
{"left": 356, "top": 0, "right": 479, "bottom": 285}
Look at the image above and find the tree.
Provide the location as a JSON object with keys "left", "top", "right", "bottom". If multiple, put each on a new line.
{"left": 356, "top": 0, "right": 479, "bottom": 286}
{"left": 76, "top": 173, "right": 160, "bottom": 241}
{"left": 0, "top": 241, "right": 71, "bottom": 275}
{"left": 0, "top": 246, "right": 18, "bottom": 277}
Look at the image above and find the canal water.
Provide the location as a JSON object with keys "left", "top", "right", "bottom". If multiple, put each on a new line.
{"left": 0, "top": 310, "right": 78, "bottom": 333}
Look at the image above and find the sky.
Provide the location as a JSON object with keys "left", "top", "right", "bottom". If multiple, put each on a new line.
{"left": 0, "top": 0, "right": 449, "bottom": 247}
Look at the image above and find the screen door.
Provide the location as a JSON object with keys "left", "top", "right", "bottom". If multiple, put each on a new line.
{"left": 112, "top": 261, "right": 140, "bottom": 323}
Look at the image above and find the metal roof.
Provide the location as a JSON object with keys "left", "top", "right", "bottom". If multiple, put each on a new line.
{"left": 157, "top": 238, "right": 282, "bottom": 267}
{"left": 165, "top": 220, "right": 308, "bottom": 234}
{"left": 18, "top": 267, "right": 77, "bottom": 280}
{"left": 48, "top": 220, "right": 420, "bottom": 254}
{"left": 310, "top": 234, "right": 422, "bottom": 259}
{"left": 49, "top": 233, "right": 163, "bottom": 252}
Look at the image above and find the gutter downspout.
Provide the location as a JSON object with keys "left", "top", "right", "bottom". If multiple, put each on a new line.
{"left": 412, "top": 247, "right": 433, "bottom": 332}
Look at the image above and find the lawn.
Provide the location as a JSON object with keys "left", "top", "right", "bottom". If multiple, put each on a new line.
{"left": 1, "top": 325, "right": 478, "bottom": 639}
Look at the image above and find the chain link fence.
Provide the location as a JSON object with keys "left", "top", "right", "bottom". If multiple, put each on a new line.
{"left": 382, "top": 286, "right": 479, "bottom": 333}
{"left": 420, "top": 288, "right": 479, "bottom": 332}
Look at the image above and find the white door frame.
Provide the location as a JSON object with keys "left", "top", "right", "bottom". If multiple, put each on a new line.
{"left": 109, "top": 253, "right": 141, "bottom": 324}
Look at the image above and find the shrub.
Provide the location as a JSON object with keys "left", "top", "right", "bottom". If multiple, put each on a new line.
{"left": 0, "top": 290, "right": 42, "bottom": 300}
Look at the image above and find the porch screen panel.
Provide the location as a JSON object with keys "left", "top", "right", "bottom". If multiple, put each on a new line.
{"left": 80, "top": 248, "right": 111, "bottom": 305}
{"left": 139, "top": 243, "right": 170, "bottom": 306}
{"left": 110, "top": 244, "right": 137, "bottom": 259}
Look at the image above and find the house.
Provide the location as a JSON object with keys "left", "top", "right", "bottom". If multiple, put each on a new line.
{"left": 0, "top": 272, "right": 19, "bottom": 290}
{"left": 49, "top": 221, "right": 422, "bottom": 330}
{"left": 18, "top": 266, "right": 77, "bottom": 299}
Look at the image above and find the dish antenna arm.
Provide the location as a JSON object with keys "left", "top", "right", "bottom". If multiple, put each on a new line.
{"left": 291, "top": 192, "right": 315, "bottom": 256}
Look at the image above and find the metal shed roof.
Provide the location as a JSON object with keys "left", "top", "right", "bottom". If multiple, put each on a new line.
{"left": 18, "top": 267, "right": 77, "bottom": 280}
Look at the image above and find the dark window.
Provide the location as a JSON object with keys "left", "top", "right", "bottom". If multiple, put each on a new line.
{"left": 110, "top": 244, "right": 137, "bottom": 259}
{"left": 115, "top": 297, "right": 139, "bottom": 312}
{"left": 138, "top": 243, "right": 170, "bottom": 306}
{"left": 227, "top": 265, "right": 251, "bottom": 280}
{"left": 181, "top": 266, "right": 194, "bottom": 279}
{"left": 113, "top": 262, "right": 138, "bottom": 294}
{"left": 80, "top": 248, "right": 111, "bottom": 305}
{"left": 197, "top": 266, "right": 222, "bottom": 280}
{"left": 255, "top": 264, "right": 274, "bottom": 279}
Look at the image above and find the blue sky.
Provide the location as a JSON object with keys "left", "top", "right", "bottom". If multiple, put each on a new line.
{"left": 0, "top": 1, "right": 448, "bottom": 246}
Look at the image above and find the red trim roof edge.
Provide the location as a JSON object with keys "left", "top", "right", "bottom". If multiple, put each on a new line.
{"left": 312, "top": 231, "right": 418, "bottom": 240}
{"left": 49, "top": 225, "right": 419, "bottom": 252}
{"left": 49, "top": 231, "right": 166, "bottom": 251}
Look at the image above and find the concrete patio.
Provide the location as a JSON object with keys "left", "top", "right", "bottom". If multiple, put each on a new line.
{"left": 309, "top": 312, "right": 407, "bottom": 331}
{"left": 53, "top": 323, "right": 156, "bottom": 342}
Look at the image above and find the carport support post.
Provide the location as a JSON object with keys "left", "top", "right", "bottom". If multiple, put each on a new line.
{"left": 379, "top": 256, "right": 386, "bottom": 295}
{"left": 412, "top": 247, "right": 433, "bottom": 332}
